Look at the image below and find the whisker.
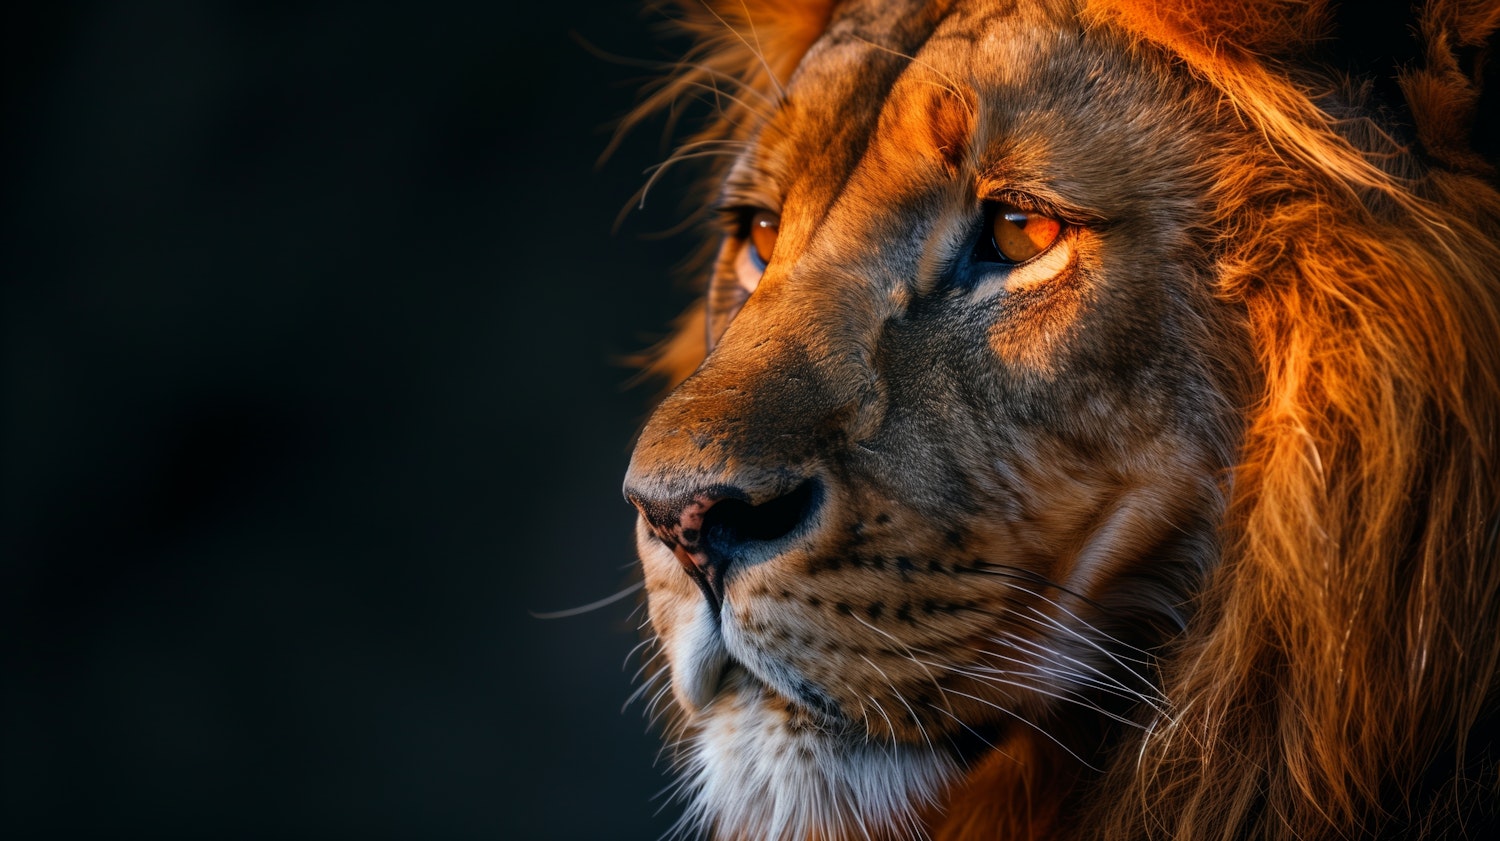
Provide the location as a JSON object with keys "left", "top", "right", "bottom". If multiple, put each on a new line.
{"left": 682, "top": 79, "right": 776, "bottom": 124}
{"left": 624, "top": 662, "right": 670, "bottom": 714}
{"left": 847, "top": 614, "right": 949, "bottom": 748}
{"left": 996, "top": 626, "right": 1172, "bottom": 726}
{"left": 634, "top": 148, "right": 752, "bottom": 211}
{"left": 671, "top": 59, "right": 778, "bottom": 106}
{"left": 629, "top": 647, "right": 666, "bottom": 685}
{"left": 623, "top": 635, "right": 658, "bottom": 671}
{"left": 938, "top": 685, "right": 1101, "bottom": 771}
{"left": 968, "top": 564, "right": 1159, "bottom": 662}
{"left": 963, "top": 561, "right": 1100, "bottom": 609}
{"left": 640, "top": 148, "right": 751, "bottom": 181}
{"left": 863, "top": 691, "right": 900, "bottom": 749}
{"left": 858, "top": 653, "right": 933, "bottom": 751}
{"left": 939, "top": 660, "right": 1149, "bottom": 731}
{"left": 969, "top": 643, "right": 1154, "bottom": 709}
{"left": 653, "top": 137, "right": 755, "bottom": 157}
{"left": 926, "top": 702, "right": 1017, "bottom": 765}
{"left": 645, "top": 680, "right": 678, "bottom": 729}
{"left": 697, "top": 0, "right": 789, "bottom": 101}
{"left": 992, "top": 630, "right": 1168, "bottom": 711}
{"left": 1013, "top": 604, "right": 1163, "bottom": 694}
{"left": 528, "top": 580, "right": 645, "bottom": 619}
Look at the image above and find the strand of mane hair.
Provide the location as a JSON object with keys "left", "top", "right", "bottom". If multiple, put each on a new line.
{"left": 612, "top": 0, "right": 835, "bottom": 392}
{"left": 1084, "top": 1, "right": 1500, "bottom": 838}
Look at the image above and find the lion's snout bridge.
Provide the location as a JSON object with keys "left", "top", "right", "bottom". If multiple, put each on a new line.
{"left": 626, "top": 323, "right": 870, "bottom": 612}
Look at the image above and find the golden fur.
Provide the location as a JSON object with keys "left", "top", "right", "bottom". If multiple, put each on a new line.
{"left": 619, "top": 1, "right": 1500, "bottom": 838}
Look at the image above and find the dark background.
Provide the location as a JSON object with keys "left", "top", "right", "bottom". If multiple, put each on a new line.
{"left": 2, "top": 3, "right": 1489, "bottom": 841}
{"left": 3, "top": 2, "right": 693, "bottom": 839}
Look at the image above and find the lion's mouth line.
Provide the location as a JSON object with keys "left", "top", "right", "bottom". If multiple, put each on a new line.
{"left": 706, "top": 638, "right": 853, "bottom": 728}
{"left": 706, "top": 657, "right": 1011, "bottom": 766}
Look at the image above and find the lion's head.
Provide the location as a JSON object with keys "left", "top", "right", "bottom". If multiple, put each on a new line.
{"left": 617, "top": 1, "right": 1500, "bottom": 839}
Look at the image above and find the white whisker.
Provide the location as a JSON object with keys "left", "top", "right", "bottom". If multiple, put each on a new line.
{"left": 624, "top": 635, "right": 658, "bottom": 671}
{"left": 992, "top": 630, "right": 1170, "bottom": 715}
{"left": 939, "top": 659, "right": 1148, "bottom": 731}
{"left": 528, "top": 580, "right": 645, "bottom": 619}
{"left": 937, "top": 685, "right": 1100, "bottom": 772}
{"left": 859, "top": 653, "right": 933, "bottom": 751}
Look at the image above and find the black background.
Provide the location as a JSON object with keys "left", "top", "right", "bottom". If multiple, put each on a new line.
{"left": 2, "top": 3, "right": 1489, "bottom": 840}
{"left": 4, "top": 2, "right": 690, "bottom": 839}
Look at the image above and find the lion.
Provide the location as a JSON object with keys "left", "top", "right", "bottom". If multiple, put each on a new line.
{"left": 617, "top": 1, "right": 1500, "bottom": 838}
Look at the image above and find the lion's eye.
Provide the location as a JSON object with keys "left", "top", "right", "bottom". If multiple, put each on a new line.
{"left": 707, "top": 209, "right": 780, "bottom": 350}
{"left": 985, "top": 202, "right": 1061, "bottom": 264}
{"left": 746, "top": 210, "right": 779, "bottom": 270}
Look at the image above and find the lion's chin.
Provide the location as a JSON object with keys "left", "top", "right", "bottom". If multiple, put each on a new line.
{"left": 672, "top": 668, "right": 959, "bottom": 841}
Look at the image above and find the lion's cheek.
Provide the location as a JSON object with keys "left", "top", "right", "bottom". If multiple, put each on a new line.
{"left": 986, "top": 247, "right": 1089, "bottom": 377}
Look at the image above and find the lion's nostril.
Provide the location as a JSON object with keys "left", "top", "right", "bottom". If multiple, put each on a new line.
{"left": 629, "top": 479, "right": 821, "bottom": 613}
{"left": 701, "top": 481, "right": 818, "bottom": 556}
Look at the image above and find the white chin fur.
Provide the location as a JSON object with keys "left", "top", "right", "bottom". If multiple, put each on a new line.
{"left": 670, "top": 601, "right": 730, "bottom": 711}
{"left": 669, "top": 671, "right": 958, "bottom": 841}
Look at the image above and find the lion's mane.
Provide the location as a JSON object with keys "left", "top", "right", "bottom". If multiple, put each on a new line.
{"left": 1084, "top": 2, "right": 1500, "bottom": 837}
{"left": 623, "top": 1, "right": 1500, "bottom": 837}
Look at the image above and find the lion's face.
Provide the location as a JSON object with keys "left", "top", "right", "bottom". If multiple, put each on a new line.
{"left": 624, "top": 1, "right": 1247, "bottom": 836}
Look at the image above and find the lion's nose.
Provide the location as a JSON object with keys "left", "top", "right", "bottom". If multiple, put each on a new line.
{"left": 625, "top": 479, "right": 821, "bottom": 613}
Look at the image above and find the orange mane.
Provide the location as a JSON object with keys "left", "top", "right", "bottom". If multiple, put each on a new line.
{"left": 1085, "top": 1, "right": 1500, "bottom": 836}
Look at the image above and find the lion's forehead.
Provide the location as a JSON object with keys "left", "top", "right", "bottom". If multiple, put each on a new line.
{"left": 737, "top": 0, "right": 1207, "bottom": 290}
{"left": 760, "top": 1, "right": 1045, "bottom": 200}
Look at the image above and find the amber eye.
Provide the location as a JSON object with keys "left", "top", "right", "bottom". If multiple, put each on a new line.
{"left": 707, "top": 208, "right": 780, "bottom": 350}
{"left": 747, "top": 210, "right": 779, "bottom": 269}
{"left": 989, "top": 203, "right": 1061, "bottom": 263}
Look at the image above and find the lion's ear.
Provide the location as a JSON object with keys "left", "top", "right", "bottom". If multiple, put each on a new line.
{"left": 663, "top": 0, "right": 838, "bottom": 93}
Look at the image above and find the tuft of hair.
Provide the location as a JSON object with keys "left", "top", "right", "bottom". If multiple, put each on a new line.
{"left": 1083, "top": 0, "right": 1500, "bottom": 838}
{"left": 1089, "top": 0, "right": 1333, "bottom": 63}
{"left": 616, "top": 0, "right": 835, "bottom": 389}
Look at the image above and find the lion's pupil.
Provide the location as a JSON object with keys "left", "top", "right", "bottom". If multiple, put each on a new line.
{"left": 992, "top": 206, "right": 1060, "bottom": 263}
{"left": 750, "top": 210, "right": 779, "bottom": 267}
